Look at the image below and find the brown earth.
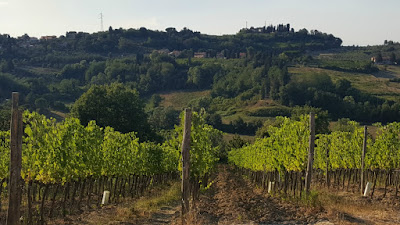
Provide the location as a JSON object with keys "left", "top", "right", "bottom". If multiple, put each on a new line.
{"left": 183, "top": 165, "right": 328, "bottom": 225}
{"left": 47, "top": 165, "right": 400, "bottom": 225}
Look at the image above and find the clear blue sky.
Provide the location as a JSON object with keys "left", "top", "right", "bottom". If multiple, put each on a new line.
{"left": 0, "top": 0, "right": 399, "bottom": 46}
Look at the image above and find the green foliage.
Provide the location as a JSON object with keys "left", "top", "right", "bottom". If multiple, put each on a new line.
{"left": 314, "top": 121, "right": 364, "bottom": 170}
{"left": 268, "top": 66, "right": 289, "bottom": 100}
{"left": 227, "top": 134, "right": 249, "bottom": 150}
{"left": 1, "top": 26, "right": 399, "bottom": 129}
{"left": 255, "top": 118, "right": 285, "bottom": 138}
{"left": 71, "top": 83, "right": 153, "bottom": 140}
{"left": 300, "top": 190, "right": 321, "bottom": 208}
{"left": 255, "top": 107, "right": 329, "bottom": 138}
{"left": 315, "top": 120, "right": 400, "bottom": 172}
{"left": 19, "top": 111, "right": 178, "bottom": 184}
{"left": 0, "top": 131, "right": 9, "bottom": 180}
{"left": 317, "top": 59, "right": 378, "bottom": 73}
{"left": 85, "top": 61, "right": 106, "bottom": 82}
{"left": 0, "top": 73, "right": 28, "bottom": 101}
{"left": 148, "top": 107, "right": 180, "bottom": 131}
{"left": 367, "top": 123, "right": 400, "bottom": 170}
{"left": 149, "top": 94, "right": 163, "bottom": 108}
{"left": 313, "top": 119, "right": 400, "bottom": 172}
{"left": 163, "top": 111, "right": 223, "bottom": 180}
{"left": 246, "top": 106, "right": 291, "bottom": 118}
{"left": 55, "top": 79, "right": 81, "bottom": 99}
{"left": 0, "top": 109, "right": 222, "bottom": 187}
{"left": 228, "top": 117, "right": 262, "bottom": 135}
{"left": 331, "top": 118, "right": 355, "bottom": 132}
{"left": 0, "top": 60, "right": 14, "bottom": 73}
{"left": 0, "top": 107, "right": 11, "bottom": 131}
{"left": 280, "top": 72, "right": 397, "bottom": 123}
{"left": 231, "top": 115, "right": 400, "bottom": 176}
{"left": 34, "top": 98, "right": 49, "bottom": 109}
{"left": 187, "top": 62, "right": 222, "bottom": 89}
{"left": 59, "top": 60, "right": 88, "bottom": 80}
{"left": 229, "top": 116, "right": 309, "bottom": 172}
{"left": 187, "top": 96, "right": 212, "bottom": 112}
{"left": 291, "top": 106, "right": 330, "bottom": 134}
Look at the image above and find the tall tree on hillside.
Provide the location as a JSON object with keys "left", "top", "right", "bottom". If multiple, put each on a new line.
{"left": 268, "top": 66, "right": 289, "bottom": 100}
{"left": 71, "top": 83, "right": 154, "bottom": 141}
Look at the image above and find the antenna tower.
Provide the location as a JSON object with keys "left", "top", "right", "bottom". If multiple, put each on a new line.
{"left": 100, "top": 13, "right": 104, "bottom": 31}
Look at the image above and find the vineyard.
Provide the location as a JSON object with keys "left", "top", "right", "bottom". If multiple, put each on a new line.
{"left": 228, "top": 114, "right": 400, "bottom": 199}
{"left": 0, "top": 108, "right": 221, "bottom": 224}
{"left": 2, "top": 96, "right": 400, "bottom": 224}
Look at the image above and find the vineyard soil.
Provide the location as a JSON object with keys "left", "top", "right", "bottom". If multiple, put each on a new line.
{"left": 47, "top": 165, "right": 400, "bottom": 224}
{"left": 185, "top": 165, "right": 327, "bottom": 225}
{"left": 48, "top": 181, "right": 181, "bottom": 225}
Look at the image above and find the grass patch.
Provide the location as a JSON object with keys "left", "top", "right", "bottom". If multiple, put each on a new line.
{"left": 132, "top": 182, "right": 181, "bottom": 214}
{"left": 223, "top": 133, "right": 255, "bottom": 144}
{"left": 289, "top": 66, "right": 400, "bottom": 101}
{"left": 26, "top": 66, "right": 60, "bottom": 76}
{"left": 299, "top": 191, "right": 322, "bottom": 208}
{"left": 159, "top": 90, "right": 211, "bottom": 110}
{"left": 245, "top": 106, "right": 291, "bottom": 117}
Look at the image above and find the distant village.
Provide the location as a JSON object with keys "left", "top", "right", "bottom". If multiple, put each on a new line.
{"left": 240, "top": 24, "right": 294, "bottom": 34}
{"left": 13, "top": 31, "right": 90, "bottom": 48}
{"left": 10, "top": 31, "right": 249, "bottom": 59}
{"left": 155, "top": 49, "right": 247, "bottom": 59}
{"left": 8, "top": 26, "right": 398, "bottom": 64}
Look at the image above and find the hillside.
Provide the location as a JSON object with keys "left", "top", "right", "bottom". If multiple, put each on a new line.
{"left": 1, "top": 25, "right": 400, "bottom": 137}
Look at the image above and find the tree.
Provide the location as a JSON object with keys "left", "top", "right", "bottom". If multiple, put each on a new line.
{"left": 0, "top": 107, "right": 10, "bottom": 131}
{"left": 35, "top": 98, "right": 49, "bottom": 110}
{"left": 71, "top": 83, "right": 153, "bottom": 140}
{"left": 390, "top": 53, "right": 396, "bottom": 63}
{"left": 149, "top": 94, "right": 163, "bottom": 108}
{"left": 148, "top": 107, "right": 179, "bottom": 131}
{"left": 335, "top": 79, "right": 351, "bottom": 96}
{"left": 375, "top": 53, "right": 383, "bottom": 63}
{"left": 268, "top": 66, "right": 288, "bottom": 100}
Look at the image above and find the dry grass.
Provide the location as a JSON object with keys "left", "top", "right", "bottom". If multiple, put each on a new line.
{"left": 132, "top": 182, "right": 180, "bottom": 215}
{"left": 48, "top": 181, "right": 181, "bottom": 224}
{"left": 25, "top": 66, "right": 60, "bottom": 76}
{"left": 159, "top": 90, "right": 211, "bottom": 110}
{"left": 313, "top": 188, "right": 400, "bottom": 225}
{"left": 223, "top": 133, "right": 255, "bottom": 144}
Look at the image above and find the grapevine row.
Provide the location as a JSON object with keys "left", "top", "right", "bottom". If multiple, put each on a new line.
{"left": 229, "top": 115, "right": 400, "bottom": 197}
{"left": 0, "top": 110, "right": 221, "bottom": 223}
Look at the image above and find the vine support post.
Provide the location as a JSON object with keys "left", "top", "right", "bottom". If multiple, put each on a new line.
{"left": 361, "top": 125, "right": 367, "bottom": 195}
{"left": 7, "top": 92, "right": 23, "bottom": 225}
{"left": 326, "top": 148, "right": 330, "bottom": 188}
{"left": 181, "top": 108, "right": 192, "bottom": 223}
{"left": 305, "top": 112, "right": 315, "bottom": 194}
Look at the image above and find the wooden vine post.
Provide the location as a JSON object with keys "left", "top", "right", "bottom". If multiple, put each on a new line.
{"left": 181, "top": 108, "right": 192, "bottom": 223}
{"left": 305, "top": 112, "right": 315, "bottom": 194}
{"left": 361, "top": 126, "right": 367, "bottom": 195}
{"left": 7, "top": 92, "right": 23, "bottom": 225}
{"left": 326, "top": 148, "right": 330, "bottom": 188}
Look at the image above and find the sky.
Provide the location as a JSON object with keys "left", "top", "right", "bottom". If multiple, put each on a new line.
{"left": 0, "top": 0, "right": 399, "bottom": 46}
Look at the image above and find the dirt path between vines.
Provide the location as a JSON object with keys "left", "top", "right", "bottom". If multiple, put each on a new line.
{"left": 49, "top": 166, "right": 329, "bottom": 225}
{"left": 49, "top": 165, "right": 400, "bottom": 224}
{"left": 187, "top": 165, "right": 329, "bottom": 225}
{"left": 48, "top": 182, "right": 182, "bottom": 225}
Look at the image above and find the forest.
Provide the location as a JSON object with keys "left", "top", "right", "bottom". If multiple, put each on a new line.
{"left": 0, "top": 24, "right": 400, "bottom": 140}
